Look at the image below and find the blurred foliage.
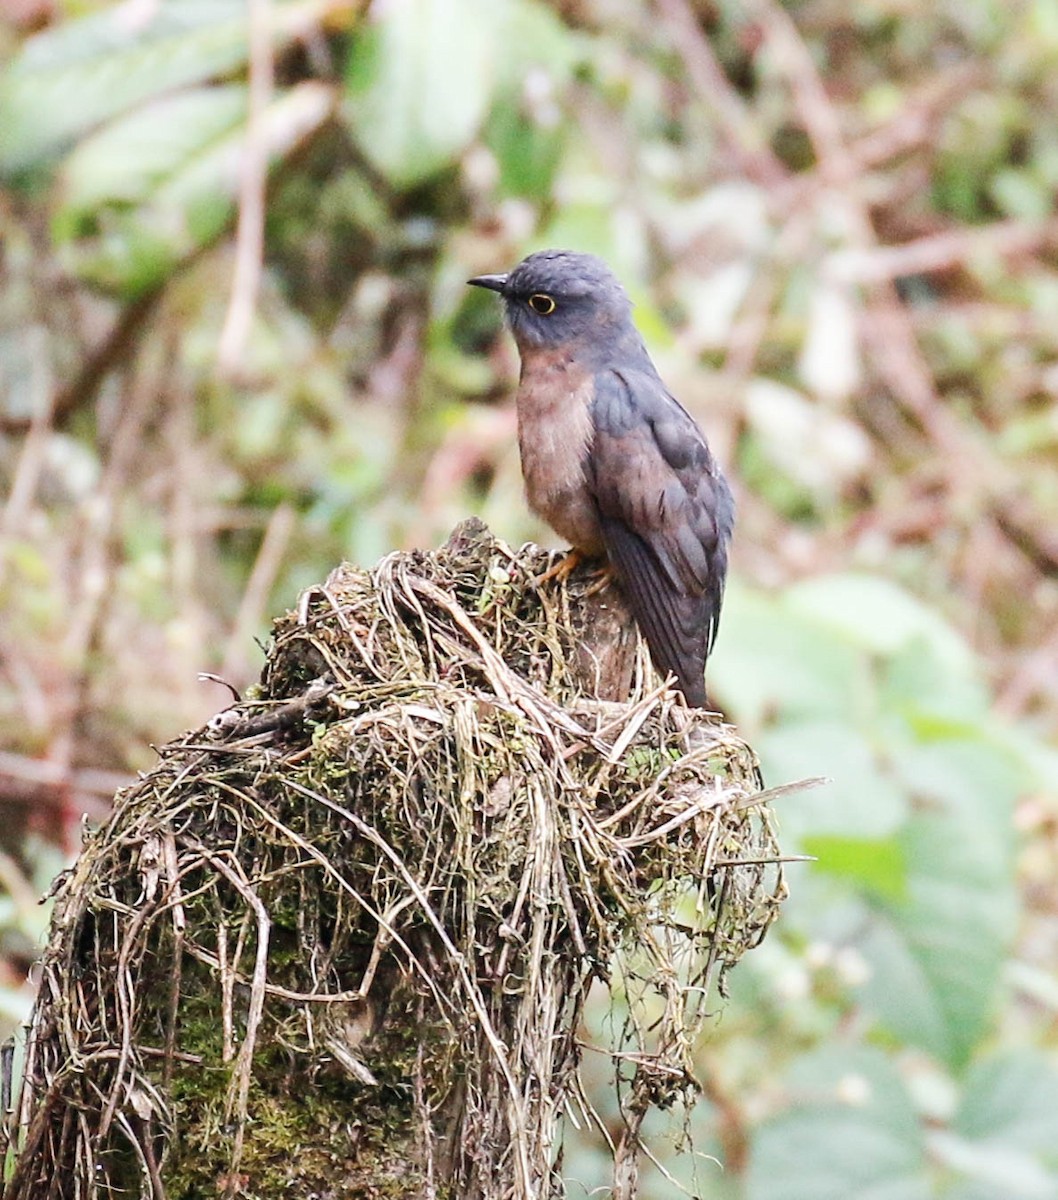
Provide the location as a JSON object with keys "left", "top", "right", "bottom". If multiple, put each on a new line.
{"left": 2, "top": 0, "right": 1058, "bottom": 1194}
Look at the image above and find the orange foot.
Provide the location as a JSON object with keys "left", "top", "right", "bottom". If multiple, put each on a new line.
{"left": 534, "top": 549, "right": 615, "bottom": 594}
{"left": 582, "top": 562, "right": 617, "bottom": 596}
{"left": 534, "top": 548, "right": 584, "bottom": 588}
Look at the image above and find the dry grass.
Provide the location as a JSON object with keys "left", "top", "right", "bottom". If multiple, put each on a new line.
{"left": 3, "top": 521, "right": 788, "bottom": 1199}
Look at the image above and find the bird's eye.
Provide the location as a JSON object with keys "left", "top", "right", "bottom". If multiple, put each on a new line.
{"left": 528, "top": 293, "right": 556, "bottom": 315}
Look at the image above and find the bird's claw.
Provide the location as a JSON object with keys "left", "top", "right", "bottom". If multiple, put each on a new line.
{"left": 533, "top": 549, "right": 584, "bottom": 589}
{"left": 581, "top": 564, "right": 617, "bottom": 596}
{"left": 533, "top": 550, "right": 614, "bottom": 595}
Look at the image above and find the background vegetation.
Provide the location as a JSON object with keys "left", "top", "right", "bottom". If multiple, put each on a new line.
{"left": 2, "top": 0, "right": 1057, "bottom": 1195}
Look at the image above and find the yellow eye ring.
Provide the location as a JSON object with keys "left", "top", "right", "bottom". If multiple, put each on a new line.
{"left": 528, "top": 293, "right": 556, "bottom": 315}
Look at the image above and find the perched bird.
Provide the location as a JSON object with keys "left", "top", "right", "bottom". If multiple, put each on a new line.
{"left": 468, "top": 249, "right": 733, "bottom": 708}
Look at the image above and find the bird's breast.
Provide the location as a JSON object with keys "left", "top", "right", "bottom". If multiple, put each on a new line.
{"left": 515, "top": 349, "right": 605, "bottom": 555}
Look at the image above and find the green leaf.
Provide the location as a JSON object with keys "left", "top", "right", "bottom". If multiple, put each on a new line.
{"left": 990, "top": 167, "right": 1051, "bottom": 221}
{"left": 932, "top": 1055, "right": 1058, "bottom": 1200}
{"left": 58, "top": 85, "right": 248, "bottom": 216}
{"left": 942, "top": 1174, "right": 1055, "bottom": 1200}
{"left": 344, "top": 0, "right": 503, "bottom": 187}
{"left": 880, "top": 640, "right": 991, "bottom": 732}
{"left": 0, "top": 0, "right": 330, "bottom": 174}
{"left": 55, "top": 81, "right": 333, "bottom": 296}
{"left": 708, "top": 583, "right": 865, "bottom": 725}
{"left": 953, "top": 1052, "right": 1058, "bottom": 1157}
{"left": 755, "top": 719, "right": 908, "bottom": 840}
{"left": 859, "top": 740, "right": 1020, "bottom": 1068}
{"left": 930, "top": 1138, "right": 1057, "bottom": 1200}
{"left": 804, "top": 835, "right": 908, "bottom": 902}
{"left": 498, "top": 0, "right": 578, "bottom": 78}
{"left": 785, "top": 574, "right": 974, "bottom": 676}
{"left": 935, "top": 1056, "right": 1058, "bottom": 1200}
{"left": 485, "top": 92, "right": 566, "bottom": 200}
{"left": 483, "top": 0, "right": 579, "bottom": 200}
{"left": 0, "top": 0, "right": 246, "bottom": 173}
{"left": 746, "top": 1046, "right": 929, "bottom": 1200}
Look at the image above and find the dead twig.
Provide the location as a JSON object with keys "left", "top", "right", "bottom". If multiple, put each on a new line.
{"left": 655, "top": 0, "right": 787, "bottom": 188}
{"left": 218, "top": 0, "right": 275, "bottom": 375}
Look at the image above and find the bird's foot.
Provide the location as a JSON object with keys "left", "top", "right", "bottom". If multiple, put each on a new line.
{"left": 534, "top": 548, "right": 584, "bottom": 589}
{"left": 534, "top": 549, "right": 615, "bottom": 594}
{"left": 581, "top": 563, "right": 617, "bottom": 596}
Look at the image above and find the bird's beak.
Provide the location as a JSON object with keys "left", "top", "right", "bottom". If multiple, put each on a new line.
{"left": 467, "top": 272, "right": 509, "bottom": 294}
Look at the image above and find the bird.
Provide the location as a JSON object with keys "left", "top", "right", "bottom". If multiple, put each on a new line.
{"left": 467, "top": 249, "right": 733, "bottom": 708}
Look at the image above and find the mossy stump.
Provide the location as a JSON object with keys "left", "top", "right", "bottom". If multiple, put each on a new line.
{"left": 3, "top": 520, "right": 786, "bottom": 1200}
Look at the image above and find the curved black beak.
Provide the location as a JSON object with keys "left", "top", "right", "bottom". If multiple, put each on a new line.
{"left": 467, "top": 272, "right": 509, "bottom": 293}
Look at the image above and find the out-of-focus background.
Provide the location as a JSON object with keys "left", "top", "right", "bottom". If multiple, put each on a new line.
{"left": 2, "top": 0, "right": 1058, "bottom": 1194}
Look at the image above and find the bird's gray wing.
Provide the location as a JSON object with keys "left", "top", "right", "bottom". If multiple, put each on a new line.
{"left": 587, "top": 368, "right": 733, "bottom": 707}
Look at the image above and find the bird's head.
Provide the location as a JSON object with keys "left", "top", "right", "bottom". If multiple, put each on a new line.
{"left": 468, "top": 249, "right": 634, "bottom": 360}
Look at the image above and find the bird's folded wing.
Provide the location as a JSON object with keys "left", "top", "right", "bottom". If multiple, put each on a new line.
{"left": 587, "top": 368, "right": 732, "bottom": 705}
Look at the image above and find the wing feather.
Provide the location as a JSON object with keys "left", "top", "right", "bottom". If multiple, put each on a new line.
{"left": 587, "top": 368, "right": 733, "bottom": 706}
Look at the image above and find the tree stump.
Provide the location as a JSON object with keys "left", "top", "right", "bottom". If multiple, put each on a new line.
{"left": 3, "top": 520, "right": 786, "bottom": 1199}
